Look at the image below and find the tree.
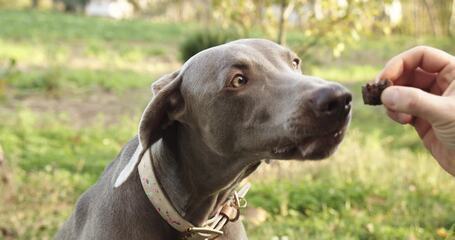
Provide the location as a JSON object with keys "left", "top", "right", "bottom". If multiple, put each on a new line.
{"left": 450, "top": 0, "right": 455, "bottom": 36}
{"left": 276, "top": 0, "right": 295, "bottom": 44}
{"left": 31, "top": 0, "right": 39, "bottom": 8}
{"left": 210, "top": 0, "right": 392, "bottom": 63}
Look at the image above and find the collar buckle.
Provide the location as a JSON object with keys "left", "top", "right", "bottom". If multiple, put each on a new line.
{"left": 184, "top": 227, "right": 223, "bottom": 240}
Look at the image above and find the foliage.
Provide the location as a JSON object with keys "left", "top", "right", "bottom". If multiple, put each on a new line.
{"left": 211, "top": 0, "right": 395, "bottom": 62}
{"left": 0, "top": 0, "right": 30, "bottom": 8}
{"left": 211, "top": 0, "right": 262, "bottom": 36}
{"left": 179, "top": 30, "right": 240, "bottom": 61}
{"left": 398, "top": 0, "right": 454, "bottom": 36}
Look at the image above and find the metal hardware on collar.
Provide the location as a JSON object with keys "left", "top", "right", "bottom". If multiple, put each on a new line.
{"left": 233, "top": 191, "right": 247, "bottom": 209}
{"left": 138, "top": 147, "right": 252, "bottom": 240}
{"left": 238, "top": 197, "right": 247, "bottom": 208}
{"left": 220, "top": 203, "right": 239, "bottom": 221}
{"left": 183, "top": 227, "right": 224, "bottom": 240}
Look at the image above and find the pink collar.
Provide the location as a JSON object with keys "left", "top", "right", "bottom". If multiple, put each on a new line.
{"left": 138, "top": 147, "right": 251, "bottom": 240}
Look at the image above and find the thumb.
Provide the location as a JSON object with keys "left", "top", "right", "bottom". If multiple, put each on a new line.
{"left": 381, "top": 86, "right": 446, "bottom": 123}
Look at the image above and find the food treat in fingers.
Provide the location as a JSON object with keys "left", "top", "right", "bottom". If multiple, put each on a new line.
{"left": 361, "top": 79, "right": 393, "bottom": 105}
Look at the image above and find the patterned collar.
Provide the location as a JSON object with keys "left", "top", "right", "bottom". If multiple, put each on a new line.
{"left": 138, "top": 147, "right": 251, "bottom": 240}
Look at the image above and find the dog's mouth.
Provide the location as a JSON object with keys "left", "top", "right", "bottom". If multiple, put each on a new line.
{"left": 271, "top": 121, "right": 349, "bottom": 160}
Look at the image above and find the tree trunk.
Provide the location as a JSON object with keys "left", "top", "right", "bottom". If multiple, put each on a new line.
{"left": 277, "top": 0, "right": 287, "bottom": 44}
{"left": 277, "top": 0, "right": 295, "bottom": 45}
{"left": 177, "top": 0, "right": 184, "bottom": 22}
{"left": 450, "top": 0, "right": 455, "bottom": 36}
{"left": 422, "top": 0, "right": 439, "bottom": 36}
{"left": 31, "top": 0, "right": 39, "bottom": 8}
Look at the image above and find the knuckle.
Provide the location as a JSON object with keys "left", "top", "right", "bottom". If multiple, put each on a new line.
{"left": 413, "top": 45, "right": 430, "bottom": 52}
{"left": 437, "top": 63, "right": 455, "bottom": 91}
{"left": 437, "top": 74, "right": 451, "bottom": 89}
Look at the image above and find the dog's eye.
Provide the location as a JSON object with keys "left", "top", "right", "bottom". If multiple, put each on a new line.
{"left": 230, "top": 75, "right": 248, "bottom": 88}
{"left": 292, "top": 58, "right": 300, "bottom": 69}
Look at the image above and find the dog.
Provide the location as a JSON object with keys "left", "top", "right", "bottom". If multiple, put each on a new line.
{"left": 56, "top": 39, "right": 352, "bottom": 240}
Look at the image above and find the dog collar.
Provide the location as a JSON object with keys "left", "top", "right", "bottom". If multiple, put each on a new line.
{"left": 138, "top": 147, "right": 251, "bottom": 240}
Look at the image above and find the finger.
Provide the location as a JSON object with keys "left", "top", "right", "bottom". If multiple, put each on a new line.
{"left": 376, "top": 57, "right": 408, "bottom": 85}
{"left": 430, "top": 81, "right": 444, "bottom": 96}
{"left": 413, "top": 46, "right": 454, "bottom": 73}
{"left": 381, "top": 86, "right": 448, "bottom": 123}
{"left": 411, "top": 68, "right": 437, "bottom": 90}
{"left": 377, "top": 46, "right": 454, "bottom": 86}
{"left": 386, "top": 109, "right": 403, "bottom": 124}
{"left": 443, "top": 81, "right": 455, "bottom": 96}
{"left": 386, "top": 109, "right": 413, "bottom": 124}
{"left": 437, "top": 63, "right": 455, "bottom": 92}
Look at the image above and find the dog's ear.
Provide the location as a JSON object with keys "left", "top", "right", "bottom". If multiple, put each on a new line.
{"left": 114, "top": 70, "right": 183, "bottom": 187}
{"left": 140, "top": 70, "right": 184, "bottom": 148}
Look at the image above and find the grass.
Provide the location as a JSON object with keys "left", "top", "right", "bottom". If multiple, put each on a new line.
{"left": 4, "top": 67, "right": 155, "bottom": 94}
{"left": 0, "top": 110, "right": 138, "bottom": 175}
{"left": 1, "top": 9, "right": 455, "bottom": 240}
{"left": 246, "top": 131, "right": 455, "bottom": 239}
{"left": 0, "top": 10, "right": 189, "bottom": 59}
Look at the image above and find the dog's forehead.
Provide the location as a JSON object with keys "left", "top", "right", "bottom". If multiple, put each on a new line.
{"left": 221, "top": 39, "right": 292, "bottom": 62}
{"left": 184, "top": 39, "right": 293, "bottom": 71}
{"left": 227, "top": 38, "right": 290, "bottom": 55}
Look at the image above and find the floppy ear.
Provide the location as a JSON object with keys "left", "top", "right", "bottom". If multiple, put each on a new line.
{"left": 114, "top": 70, "right": 183, "bottom": 187}
{"left": 139, "top": 70, "right": 184, "bottom": 148}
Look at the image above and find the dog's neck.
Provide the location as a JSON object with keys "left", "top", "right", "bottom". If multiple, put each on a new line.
{"left": 149, "top": 124, "right": 260, "bottom": 226}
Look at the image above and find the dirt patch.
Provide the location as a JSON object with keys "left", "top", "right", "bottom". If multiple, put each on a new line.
{"left": 0, "top": 88, "right": 152, "bottom": 128}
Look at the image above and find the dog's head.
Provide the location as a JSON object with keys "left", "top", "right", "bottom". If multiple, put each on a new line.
{"left": 115, "top": 39, "right": 351, "bottom": 187}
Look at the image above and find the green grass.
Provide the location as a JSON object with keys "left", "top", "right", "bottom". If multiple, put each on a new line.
{"left": 0, "top": 9, "right": 191, "bottom": 69}
{"left": 246, "top": 131, "right": 455, "bottom": 239}
{"left": 1, "top": 9, "right": 455, "bottom": 240}
{"left": 0, "top": 10, "right": 188, "bottom": 51}
{"left": 0, "top": 9, "right": 186, "bottom": 97}
{"left": 0, "top": 10, "right": 184, "bottom": 43}
{"left": 0, "top": 110, "right": 138, "bottom": 176}
{"left": 2, "top": 108, "right": 454, "bottom": 239}
{"left": 0, "top": 111, "right": 141, "bottom": 239}
{"left": 4, "top": 67, "right": 155, "bottom": 93}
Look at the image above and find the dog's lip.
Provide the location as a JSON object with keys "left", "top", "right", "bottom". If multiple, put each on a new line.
{"left": 271, "top": 111, "right": 351, "bottom": 158}
{"left": 271, "top": 126, "right": 346, "bottom": 157}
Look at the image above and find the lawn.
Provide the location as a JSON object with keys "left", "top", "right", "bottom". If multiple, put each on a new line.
{"left": 0, "top": 10, "right": 454, "bottom": 240}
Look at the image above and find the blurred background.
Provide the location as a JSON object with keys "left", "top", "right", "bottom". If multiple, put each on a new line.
{"left": 0, "top": 0, "right": 455, "bottom": 239}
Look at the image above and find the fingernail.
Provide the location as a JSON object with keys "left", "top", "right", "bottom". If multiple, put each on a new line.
{"left": 381, "top": 88, "right": 398, "bottom": 108}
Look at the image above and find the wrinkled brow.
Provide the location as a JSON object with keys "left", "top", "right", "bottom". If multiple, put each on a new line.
{"left": 231, "top": 62, "right": 249, "bottom": 70}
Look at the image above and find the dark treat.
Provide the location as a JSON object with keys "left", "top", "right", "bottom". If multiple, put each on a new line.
{"left": 361, "top": 79, "right": 393, "bottom": 105}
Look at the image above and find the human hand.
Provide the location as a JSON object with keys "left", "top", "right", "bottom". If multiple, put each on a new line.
{"left": 376, "top": 46, "right": 455, "bottom": 176}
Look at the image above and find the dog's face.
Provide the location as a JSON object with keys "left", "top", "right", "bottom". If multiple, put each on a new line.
{"left": 169, "top": 39, "right": 351, "bottom": 161}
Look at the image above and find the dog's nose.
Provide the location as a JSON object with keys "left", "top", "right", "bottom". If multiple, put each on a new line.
{"left": 311, "top": 85, "right": 352, "bottom": 116}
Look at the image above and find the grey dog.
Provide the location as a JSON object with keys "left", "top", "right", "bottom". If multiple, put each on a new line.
{"left": 55, "top": 39, "right": 352, "bottom": 240}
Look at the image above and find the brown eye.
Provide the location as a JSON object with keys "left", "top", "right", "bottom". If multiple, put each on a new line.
{"left": 230, "top": 75, "right": 248, "bottom": 88}
{"left": 292, "top": 58, "right": 300, "bottom": 69}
